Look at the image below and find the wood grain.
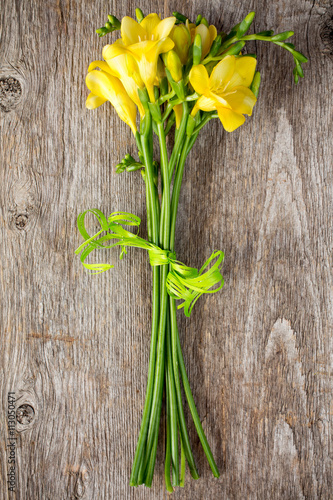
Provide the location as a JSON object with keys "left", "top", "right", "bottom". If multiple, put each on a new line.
{"left": 1, "top": 0, "right": 332, "bottom": 498}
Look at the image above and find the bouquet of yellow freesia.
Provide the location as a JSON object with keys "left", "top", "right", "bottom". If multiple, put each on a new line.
{"left": 76, "top": 9, "right": 307, "bottom": 492}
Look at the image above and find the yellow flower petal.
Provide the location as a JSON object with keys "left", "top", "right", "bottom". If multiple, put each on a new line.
{"left": 225, "top": 56, "right": 257, "bottom": 90}
{"left": 210, "top": 92, "right": 231, "bottom": 109}
{"left": 223, "top": 86, "right": 257, "bottom": 116}
{"left": 121, "top": 16, "right": 146, "bottom": 45}
{"left": 125, "top": 54, "right": 145, "bottom": 88}
{"left": 174, "top": 103, "right": 183, "bottom": 128}
{"left": 195, "top": 24, "right": 211, "bottom": 57}
{"left": 209, "top": 25, "right": 217, "bottom": 43}
{"left": 170, "top": 25, "right": 191, "bottom": 64}
{"left": 88, "top": 60, "right": 116, "bottom": 76}
{"left": 86, "top": 70, "right": 137, "bottom": 134}
{"left": 140, "top": 13, "right": 161, "bottom": 38}
{"left": 102, "top": 40, "right": 128, "bottom": 60}
{"left": 196, "top": 94, "right": 217, "bottom": 112}
{"left": 152, "top": 16, "right": 176, "bottom": 40}
{"left": 86, "top": 93, "right": 107, "bottom": 109}
{"left": 186, "top": 20, "right": 196, "bottom": 42}
{"left": 209, "top": 56, "right": 235, "bottom": 91}
{"left": 189, "top": 64, "right": 210, "bottom": 95}
{"left": 105, "top": 55, "right": 145, "bottom": 116}
{"left": 217, "top": 107, "right": 246, "bottom": 132}
{"left": 146, "top": 38, "right": 174, "bottom": 61}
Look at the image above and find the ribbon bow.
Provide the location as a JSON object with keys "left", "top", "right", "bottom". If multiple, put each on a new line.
{"left": 75, "top": 209, "right": 224, "bottom": 317}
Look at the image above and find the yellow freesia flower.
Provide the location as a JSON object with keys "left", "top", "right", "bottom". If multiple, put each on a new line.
{"left": 170, "top": 24, "right": 192, "bottom": 65}
{"left": 186, "top": 20, "right": 217, "bottom": 58}
{"left": 189, "top": 55, "right": 257, "bottom": 132}
{"left": 88, "top": 56, "right": 145, "bottom": 117}
{"left": 102, "top": 14, "right": 176, "bottom": 101}
{"left": 86, "top": 70, "right": 137, "bottom": 135}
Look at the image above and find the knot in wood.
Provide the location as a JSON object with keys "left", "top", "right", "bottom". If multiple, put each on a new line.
{"left": 15, "top": 214, "right": 29, "bottom": 229}
{"left": 16, "top": 404, "right": 35, "bottom": 425}
{"left": 0, "top": 77, "right": 22, "bottom": 112}
{"left": 320, "top": 8, "right": 333, "bottom": 56}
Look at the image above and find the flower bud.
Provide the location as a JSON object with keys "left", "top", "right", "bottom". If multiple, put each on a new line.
{"left": 192, "top": 34, "right": 202, "bottom": 65}
{"left": 172, "top": 11, "right": 187, "bottom": 23}
{"left": 170, "top": 25, "right": 191, "bottom": 65}
{"left": 135, "top": 8, "right": 144, "bottom": 23}
{"left": 107, "top": 15, "right": 121, "bottom": 30}
{"left": 200, "top": 17, "right": 209, "bottom": 28}
{"left": 195, "top": 15, "right": 202, "bottom": 26}
{"left": 166, "top": 50, "right": 183, "bottom": 82}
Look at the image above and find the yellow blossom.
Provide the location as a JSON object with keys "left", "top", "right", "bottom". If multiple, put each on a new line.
{"left": 86, "top": 70, "right": 137, "bottom": 135}
{"left": 166, "top": 50, "right": 183, "bottom": 82}
{"left": 186, "top": 20, "right": 217, "bottom": 58}
{"left": 102, "top": 14, "right": 176, "bottom": 101}
{"left": 170, "top": 24, "right": 192, "bottom": 64}
{"left": 189, "top": 55, "right": 257, "bottom": 132}
{"left": 88, "top": 56, "right": 145, "bottom": 117}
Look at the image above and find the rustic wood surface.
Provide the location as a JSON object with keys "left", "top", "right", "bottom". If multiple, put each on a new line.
{"left": 1, "top": 0, "right": 332, "bottom": 498}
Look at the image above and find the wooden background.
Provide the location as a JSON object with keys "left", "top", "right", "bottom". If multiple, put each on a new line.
{"left": 1, "top": 0, "right": 332, "bottom": 498}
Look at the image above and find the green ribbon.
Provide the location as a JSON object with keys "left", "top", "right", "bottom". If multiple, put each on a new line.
{"left": 75, "top": 209, "right": 224, "bottom": 317}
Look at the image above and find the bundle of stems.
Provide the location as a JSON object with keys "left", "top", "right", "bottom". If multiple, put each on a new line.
{"left": 129, "top": 99, "right": 219, "bottom": 489}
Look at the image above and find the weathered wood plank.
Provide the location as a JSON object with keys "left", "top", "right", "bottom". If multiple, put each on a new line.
{"left": 0, "top": 0, "right": 332, "bottom": 499}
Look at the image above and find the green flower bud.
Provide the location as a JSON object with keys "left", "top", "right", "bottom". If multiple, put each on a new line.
{"left": 135, "top": 8, "right": 144, "bottom": 23}
{"left": 237, "top": 11, "right": 255, "bottom": 37}
{"left": 193, "top": 34, "right": 202, "bottom": 66}
{"left": 271, "top": 31, "right": 294, "bottom": 42}
{"left": 173, "top": 11, "right": 187, "bottom": 23}
{"left": 250, "top": 71, "right": 261, "bottom": 98}
{"left": 200, "top": 17, "right": 209, "bottom": 28}
{"left": 107, "top": 15, "right": 121, "bottom": 29}
{"left": 209, "top": 34, "right": 222, "bottom": 56}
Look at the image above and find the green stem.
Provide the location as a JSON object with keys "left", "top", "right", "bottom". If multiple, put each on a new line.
{"left": 170, "top": 135, "right": 191, "bottom": 248}
{"left": 130, "top": 117, "right": 160, "bottom": 487}
{"left": 192, "top": 113, "right": 217, "bottom": 135}
{"left": 166, "top": 305, "right": 179, "bottom": 486}
{"left": 180, "top": 435, "right": 186, "bottom": 487}
{"left": 169, "top": 298, "right": 199, "bottom": 479}
{"left": 170, "top": 131, "right": 220, "bottom": 479}
{"left": 144, "top": 385, "right": 164, "bottom": 487}
{"left": 177, "top": 332, "right": 220, "bottom": 478}
{"left": 165, "top": 363, "right": 173, "bottom": 492}
{"left": 168, "top": 102, "right": 189, "bottom": 182}
{"left": 141, "top": 119, "right": 172, "bottom": 480}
